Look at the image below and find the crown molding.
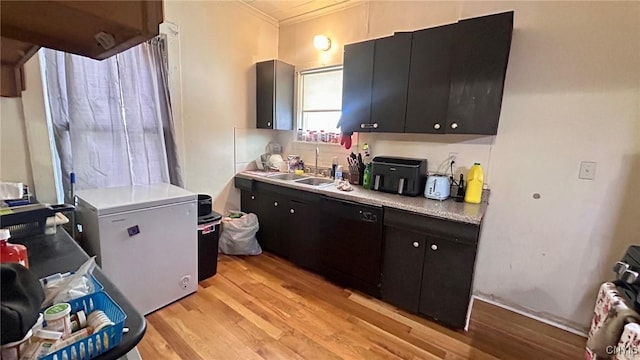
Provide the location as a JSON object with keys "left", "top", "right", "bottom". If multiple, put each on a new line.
{"left": 235, "top": 1, "right": 280, "bottom": 27}
{"left": 279, "top": 1, "right": 365, "bottom": 26}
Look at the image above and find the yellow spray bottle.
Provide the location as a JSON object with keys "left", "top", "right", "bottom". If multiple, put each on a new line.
{"left": 464, "top": 163, "right": 484, "bottom": 204}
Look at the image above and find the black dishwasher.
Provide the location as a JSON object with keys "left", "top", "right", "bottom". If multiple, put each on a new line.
{"left": 319, "top": 197, "right": 384, "bottom": 298}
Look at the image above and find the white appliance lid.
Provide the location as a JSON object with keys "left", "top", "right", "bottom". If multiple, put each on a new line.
{"left": 76, "top": 183, "right": 197, "bottom": 216}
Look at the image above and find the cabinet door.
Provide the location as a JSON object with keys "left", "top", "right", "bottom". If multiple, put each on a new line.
{"left": 405, "top": 24, "right": 455, "bottom": 134}
{"left": 286, "top": 199, "right": 320, "bottom": 272}
{"left": 257, "top": 192, "right": 287, "bottom": 257}
{"left": 381, "top": 227, "right": 426, "bottom": 313}
{"left": 256, "top": 60, "right": 294, "bottom": 130}
{"left": 419, "top": 237, "right": 477, "bottom": 328}
{"left": 370, "top": 33, "right": 412, "bottom": 133}
{"left": 256, "top": 60, "right": 275, "bottom": 129}
{"left": 340, "top": 40, "right": 375, "bottom": 134}
{"left": 274, "top": 61, "right": 294, "bottom": 130}
{"left": 240, "top": 191, "right": 260, "bottom": 215}
{"left": 446, "top": 12, "right": 513, "bottom": 135}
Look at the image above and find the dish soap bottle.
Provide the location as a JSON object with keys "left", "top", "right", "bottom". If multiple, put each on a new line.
{"left": 464, "top": 163, "right": 484, "bottom": 204}
{"left": 0, "top": 229, "right": 29, "bottom": 268}
{"left": 363, "top": 163, "right": 372, "bottom": 189}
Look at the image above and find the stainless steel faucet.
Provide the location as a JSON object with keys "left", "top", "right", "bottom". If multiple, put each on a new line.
{"left": 315, "top": 147, "right": 319, "bottom": 176}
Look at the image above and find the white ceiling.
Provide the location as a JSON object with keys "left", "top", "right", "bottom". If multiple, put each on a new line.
{"left": 242, "top": 0, "right": 354, "bottom": 23}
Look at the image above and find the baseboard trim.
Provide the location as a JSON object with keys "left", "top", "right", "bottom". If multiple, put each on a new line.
{"left": 473, "top": 295, "right": 588, "bottom": 338}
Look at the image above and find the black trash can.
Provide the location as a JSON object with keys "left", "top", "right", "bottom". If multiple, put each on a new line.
{"left": 197, "top": 211, "right": 222, "bottom": 281}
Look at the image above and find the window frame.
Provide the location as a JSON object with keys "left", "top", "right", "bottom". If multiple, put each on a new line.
{"left": 296, "top": 65, "right": 343, "bottom": 133}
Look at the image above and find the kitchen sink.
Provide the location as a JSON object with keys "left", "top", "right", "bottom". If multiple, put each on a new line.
{"left": 295, "top": 177, "right": 334, "bottom": 186}
{"left": 268, "top": 173, "right": 309, "bottom": 181}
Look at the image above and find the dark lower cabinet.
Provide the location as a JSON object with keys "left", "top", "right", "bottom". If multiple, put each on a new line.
{"left": 419, "top": 237, "right": 477, "bottom": 328}
{"left": 381, "top": 228, "right": 426, "bottom": 313}
{"left": 240, "top": 186, "right": 319, "bottom": 266}
{"left": 382, "top": 208, "right": 480, "bottom": 329}
{"left": 286, "top": 199, "right": 321, "bottom": 272}
{"left": 240, "top": 191, "right": 260, "bottom": 215}
{"left": 237, "top": 178, "right": 480, "bottom": 329}
{"left": 257, "top": 192, "right": 288, "bottom": 258}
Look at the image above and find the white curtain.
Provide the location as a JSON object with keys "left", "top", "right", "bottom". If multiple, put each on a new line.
{"left": 43, "top": 38, "right": 182, "bottom": 200}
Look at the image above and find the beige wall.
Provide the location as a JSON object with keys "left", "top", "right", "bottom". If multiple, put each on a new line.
{"left": 160, "top": 1, "right": 280, "bottom": 211}
{"left": 279, "top": 1, "right": 640, "bottom": 331}
{"left": 0, "top": 98, "right": 34, "bottom": 189}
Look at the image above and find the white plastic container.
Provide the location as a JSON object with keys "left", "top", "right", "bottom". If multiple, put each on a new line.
{"left": 44, "top": 303, "right": 72, "bottom": 338}
{"left": 0, "top": 329, "right": 32, "bottom": 360}
{"left": 334, "top": 165, "right": 343, "bottom": 184}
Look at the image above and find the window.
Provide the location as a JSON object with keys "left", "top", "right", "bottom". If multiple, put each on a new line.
{"left": 298, "top": 66, "right": 343, "bottom": 133}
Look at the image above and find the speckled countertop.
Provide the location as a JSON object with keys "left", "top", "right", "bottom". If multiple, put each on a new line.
{"left": 236, "top": 171, "right": 489, "bottom": 225}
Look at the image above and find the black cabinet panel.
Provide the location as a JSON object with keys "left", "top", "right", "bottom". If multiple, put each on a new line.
{"left": 446, "top": 12, "right": 513, "bottom": 135}
{"left": 419, "top": 237, "right": 477, "bottom": 328}
{"left": 240, "top": 191, "right": 260, "bottom": 215}
{"left": 370, "top": 33, "right": 412, "bottom": 133}
{"left": 405, "top": 24, "right": 455, "bottom": 134}
{"left": 287, "top": 199, "right": 321, "bottom": 272}
{"left": 319, "top": 197, "right": 383, "bottom": 297}
{"left": 257, "top": 192, "right": 288, "bottom": 258}
{"left": 381, "top": 227, "right": 426, "bottom": 313}
{"left": 340, "top": 40, "right": 375, "bottom": 134}
{"left": 256, "top": 60, "right": 294, "bottom": 130}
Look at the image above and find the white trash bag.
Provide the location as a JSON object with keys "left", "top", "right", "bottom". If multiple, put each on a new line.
{"left": 219, "top": 212, "right": 262, "bottom": 255}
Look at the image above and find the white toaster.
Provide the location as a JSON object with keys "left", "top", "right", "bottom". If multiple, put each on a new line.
{"left": 424, "top": 175, "right": 451, "bottom": 200}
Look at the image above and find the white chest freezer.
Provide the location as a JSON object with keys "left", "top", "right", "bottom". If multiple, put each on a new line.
{"left": 76, "top": 183, "right": 197, "bottom": 315}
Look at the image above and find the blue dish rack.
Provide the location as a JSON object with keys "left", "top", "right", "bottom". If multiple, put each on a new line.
{"left": 41, "top": 291, "right": 126, "bottom": 360}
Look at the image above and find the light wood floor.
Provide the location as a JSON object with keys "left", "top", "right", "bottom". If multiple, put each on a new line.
{"left": 138, "top": 253, "right": 585, "bottom": 359}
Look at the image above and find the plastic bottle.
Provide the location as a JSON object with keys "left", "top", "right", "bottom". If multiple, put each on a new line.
{"left": 335, "top": 165, "right": 343, "bottom": 184}
{"left": 0, "top": 229, "right": 29, "bottom": 268}
{"left": 464, "top": 163, "right": 484, "bottom": 204}
{"left": 363, "top": 163, "right": 372, "bottom": 189}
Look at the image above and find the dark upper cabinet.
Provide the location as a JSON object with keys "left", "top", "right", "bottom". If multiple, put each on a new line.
{"left": 370, "top": 33, "right": 412, "bottom": 133}
{"left": 446, "top": 11, "right": 514, "bottom": 135}
{"left": 405, "top": 24, "right": 456, "bottom": 134}
{"left": 340, "top": 40, "right": 375, "bottom": 134}
{"left": 381, "top": 227, "right": 426, "bottom": 313}
{"left": 419, "top": 236, "right": 477, "bottom": 328}
{"left": 256, "top": 60, "right": 294, "bottom": 130}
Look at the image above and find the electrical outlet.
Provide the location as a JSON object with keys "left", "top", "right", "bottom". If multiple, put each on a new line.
{"left": 578, "top": 161, "right": 596, "bottom": 180}
{"left": 179, "top": 275, "right": 191, "bottom": 290}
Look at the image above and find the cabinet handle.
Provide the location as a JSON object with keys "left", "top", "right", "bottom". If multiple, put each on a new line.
{"left": 267, "top": 122, "right": 271, "bottom": 127}
{"left": 290, "top": 209, "right": 295, "bottom": 214}
{"left": 413, "top": 241, "right": 420, "bottom": 248}
{"left": 431, "top": 244, "right": 438, "bottom": 251}
{"left": 372, "top": 123, "right": 379, "bottom": 129}
{"left": 274, "top": 201, "right": 278, "bottom": 207}
{"left": 433, "top": 123, "right": 441, "bottom": 130}
{"left": 450, "top": 122, "right": 458, "bottom": 129}
{"left": 251, "top": 195, "right": 255, "bottom": 200}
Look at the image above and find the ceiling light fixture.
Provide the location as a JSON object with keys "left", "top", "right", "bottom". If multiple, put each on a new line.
{"left": 313, "top": 35, "right": 332, "bottom": 51}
